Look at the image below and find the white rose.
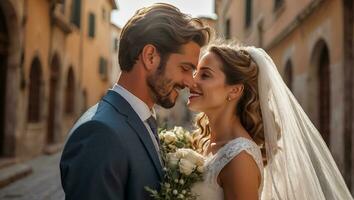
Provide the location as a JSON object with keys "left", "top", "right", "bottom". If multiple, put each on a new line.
{"left": 159, "top": 134, "right": 164, "bottom": 141}
{"left": 166, "top": 153, "right": 179, "bottom": 167}
{"left": 185, "top": 133, "right": 193, "bottom": 143}
{"left": 163, "top": 131, "right": 177, "bottom": 144}
{"left": 174, "top": 126, "right": 184, "bottom": 134}
{"left": 168, "top": 144, "right": 176, "bottom": 150}
{"left": 176, "top": 148, "right": 205, "bottom": 166}
{"left": 197, "top": 165, "right": 204, "bottom": 173}
{"left": 174, "top": 126, "right": 185, "bottom": 139}
{"left": 179, "top": 158, "right": 196, "bottom": 175}
{"left": 175, "top": 148, "right": 190, "bottom": 159}
{"left": 185, "top": 150, "right": 205, "bottom": 166}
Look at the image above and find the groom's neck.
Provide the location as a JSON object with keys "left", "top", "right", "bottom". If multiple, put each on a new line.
{"left": 117, "top": 71, "right": 154, "bottom": 109}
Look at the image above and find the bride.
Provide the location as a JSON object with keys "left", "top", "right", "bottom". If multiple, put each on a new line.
{"left": 188, "top": 42, "right": 353, "bottom": 200}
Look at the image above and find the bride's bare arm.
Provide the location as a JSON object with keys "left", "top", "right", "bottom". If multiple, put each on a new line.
{"left": 218, "top": 151, "right": 261, "bottom": 200}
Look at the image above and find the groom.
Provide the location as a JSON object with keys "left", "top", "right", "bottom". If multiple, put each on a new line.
{"left": 60, "top": 3, "right": 210, "bottom": 200}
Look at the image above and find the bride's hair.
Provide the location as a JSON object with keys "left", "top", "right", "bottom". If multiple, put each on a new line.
{"left": 192, "top": 42, "right": 267, "bottom": 162}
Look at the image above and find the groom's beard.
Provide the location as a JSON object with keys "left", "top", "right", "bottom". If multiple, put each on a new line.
{"left": 147, "top": 64, "right": 183, "bottom": 109}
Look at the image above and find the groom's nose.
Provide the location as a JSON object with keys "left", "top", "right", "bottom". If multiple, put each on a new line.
{"left": 182, "top": 74, "right": 195, "bottom": 89}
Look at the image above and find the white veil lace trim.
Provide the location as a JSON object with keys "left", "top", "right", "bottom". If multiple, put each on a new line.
{"left": 244, "top": 47, "right": 353, "bottom": 200}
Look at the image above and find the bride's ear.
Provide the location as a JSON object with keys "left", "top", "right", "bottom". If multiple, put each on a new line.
{"left": 228, "top": 84, "right": 244, "bottom": 101}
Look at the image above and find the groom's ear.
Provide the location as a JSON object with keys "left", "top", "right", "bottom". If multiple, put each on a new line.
{"left": 141, "top": 44, "right": 161, "bottom": 71}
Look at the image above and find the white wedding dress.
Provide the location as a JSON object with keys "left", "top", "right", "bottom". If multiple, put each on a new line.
{"left": 192, "top": 137, "right": 264, "bottom": 200}
{"left": 191, "top": 47, "right": 352, "bottom": 200}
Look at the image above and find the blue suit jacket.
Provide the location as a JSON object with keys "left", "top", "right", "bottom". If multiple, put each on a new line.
{"left": 60, "top": 90, "right": 163, "bottom": 200}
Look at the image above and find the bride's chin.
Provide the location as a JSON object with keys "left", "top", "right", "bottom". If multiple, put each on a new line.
{"left": 187, "top": 102, "right": 202, "bottom": 112}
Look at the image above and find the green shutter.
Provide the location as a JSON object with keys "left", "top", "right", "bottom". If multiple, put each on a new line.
{"left": 245, "top": 0, "right": 252, "bottom": 28}
{"left": 88, "top": 13, "right": 95, "bottom": 38}
{"left": 99, "top": 57, "right": 108, "bottom": 80}
{"left": 70, "top": 0, "right": 81, "bottom": 28}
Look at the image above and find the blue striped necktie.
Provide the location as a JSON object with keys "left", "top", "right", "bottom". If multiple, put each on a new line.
{"left": 146, "top": 116, "right": 160, "bottom": 145}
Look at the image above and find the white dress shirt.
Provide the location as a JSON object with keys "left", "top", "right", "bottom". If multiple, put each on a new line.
{"left": 111, "top": 84, "right": 162, "bottom": 164}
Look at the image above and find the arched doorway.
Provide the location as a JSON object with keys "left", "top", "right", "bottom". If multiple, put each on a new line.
{"left": 47, "top": 54, "right": 61, "bottom": 145}
{"left": 27, "top": 57, "right": 42, "bottom": 123}
{"left": 82, "top": 89, "right": 87, "bottom": 113}
{"left": 318, "top": 44, "right": 330, "bottom": 146}
{"left": 284, "top": 59, "right": 293, "bottom": 91}
{"left": 65, "top": 67, "right": 75, "bottom": 115}
{"left": 0, "top": 0, "right": 20, "bottom": 158}
{"left": 0, "top": 6, "right": 8, "bottom": 157}
{"left": 309, "top": 39, "right": 331, "bottom": 146}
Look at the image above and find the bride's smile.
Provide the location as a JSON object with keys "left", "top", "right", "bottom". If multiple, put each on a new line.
{"left": 188, "top": 52, "right": 238, "bottom": 113}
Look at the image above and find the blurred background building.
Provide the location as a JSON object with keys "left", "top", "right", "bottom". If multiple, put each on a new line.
{"left": 0, "top": 0, "right": 118, "bottom": 184}
{"left": 110, "top": 22, "right": 121, "bottom": 86}
{"left": 214, "top": 0, "right": 353, "bottom": 193}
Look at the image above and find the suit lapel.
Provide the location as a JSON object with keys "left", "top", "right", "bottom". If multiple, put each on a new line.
{"left": 125, "top": 114, "right": 163, "bottom": 178}
{"left": 102, "top": 91, "right": 163, "bottom": 179}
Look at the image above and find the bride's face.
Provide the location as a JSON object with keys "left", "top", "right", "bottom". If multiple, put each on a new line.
{"left": 188, "top": 52, "right": 231, "bottom": 112}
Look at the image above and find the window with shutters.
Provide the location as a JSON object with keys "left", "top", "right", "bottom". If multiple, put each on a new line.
{"left": 88, "top": 13, "right": 95, "bottom": 38}
{"left": 102, "top": 7, "right": 106, "bottom": 21}
{"left": 225, "top": 19, "right": 231, "bottom": 39}
{"left": 274, "top": 0, "right": 285, "bottom": 12}
{"left": 245, "top": 0, "right": 252, "bottom": 28}
{"left": 70, "top": 0, "right": 81, "bottom": 28}
{"left": 99, "top": 57, "right": 108, "bottom": 80}
{"left": 114, "top": 38, "right": 119, "bottom": 51}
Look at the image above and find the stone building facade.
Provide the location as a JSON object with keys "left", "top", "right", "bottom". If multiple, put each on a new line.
{"left": 0, "top": 0, "right": 117, "bottom": 164}
{"left": 110, "top": 22, "right": 121, "bottom": 87}
{"left": 214, "top": 0, "right": 353, "bottom": 193}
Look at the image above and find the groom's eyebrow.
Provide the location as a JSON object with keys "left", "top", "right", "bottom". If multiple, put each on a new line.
{"left": 181, "top": 62, "right": 197, "bottom": 70}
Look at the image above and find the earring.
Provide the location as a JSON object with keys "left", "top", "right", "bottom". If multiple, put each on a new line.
{"left": 227, "top": 96, "right": 231, "bottom": 101}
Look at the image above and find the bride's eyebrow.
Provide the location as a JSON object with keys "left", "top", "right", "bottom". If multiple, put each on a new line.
{"left": 200, "top": 66, "right": 214, "bottom": 72}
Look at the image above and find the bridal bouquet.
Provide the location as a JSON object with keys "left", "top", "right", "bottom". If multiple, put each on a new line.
{"left": 145, "top": 126, "right": 205, "bottom": 200}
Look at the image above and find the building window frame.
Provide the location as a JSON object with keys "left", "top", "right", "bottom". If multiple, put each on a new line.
{"left": 245, "top": 0, "right": 252, "bottom": 28}
{"left": 70, "top": 0, "right": 81, "bottom": 28}
{"left": 274, "top": 0, "right": 285, "bottom": 12}
{"left": 88, "top": 12, "right": 96, "bottom": 38}
{"left": 99, "top": 57, "right": 108, "bottom": 80}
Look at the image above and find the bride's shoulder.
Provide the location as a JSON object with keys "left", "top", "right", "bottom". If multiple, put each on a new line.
{"left": 218, "top": 137, "right": 263, "bottom": 188}
{"left": 213, "top": 137, "right": 263, "bottom": 173}
{"left": 218, "top": 149, "right": 262, "bottom": 198}
{"left": 222, "top": 137, "right": 261, "bottom": 158}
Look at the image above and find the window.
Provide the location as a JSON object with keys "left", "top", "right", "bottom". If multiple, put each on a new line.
{"left": 284, "top": 60, "right": 293, "bottom": 91}
{"left": 99, "top": 57, "right": 108, "bottom": 80}
{"left": 114, "top": 38, "right": 119, "bottom": 51}
{"left": 61, "top": 0, "right": 66, "bottom": 14}
{"left": 274, "top": 0, "right": 284, "bottom": 11}
{"left": 88, "top": 13, "right": 96, "bottom": 38}
{"left": 65, "top": 67, "right": 75, "bottom": 115}
{"left": 225, "top": 19, "right": 231, "bottom": 39}
{"left": 245, "top": 0, "right": 252, "bottom": 28}
{"left": 70, "top": 0, "right": 81, "bottom": 28}
{"left": 102, "top": 7, "right": 106, "bottom": 21}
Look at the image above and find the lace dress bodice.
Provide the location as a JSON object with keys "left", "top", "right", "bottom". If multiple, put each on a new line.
{"left": 192, "top": 137, "right": 264, "bottom": 200}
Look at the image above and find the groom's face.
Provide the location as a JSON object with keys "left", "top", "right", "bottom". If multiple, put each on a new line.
{"left": 147, "top": 41, "right": 200, "bottom": 108}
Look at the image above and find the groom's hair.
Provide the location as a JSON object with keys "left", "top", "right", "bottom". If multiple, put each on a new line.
{"left": 118, "top": 3, "right": 211, "bottom": 72}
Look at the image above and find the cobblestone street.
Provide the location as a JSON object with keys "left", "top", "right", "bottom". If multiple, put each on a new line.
{"left": 0, "top": 153, "right": 64, "bottom": 200}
